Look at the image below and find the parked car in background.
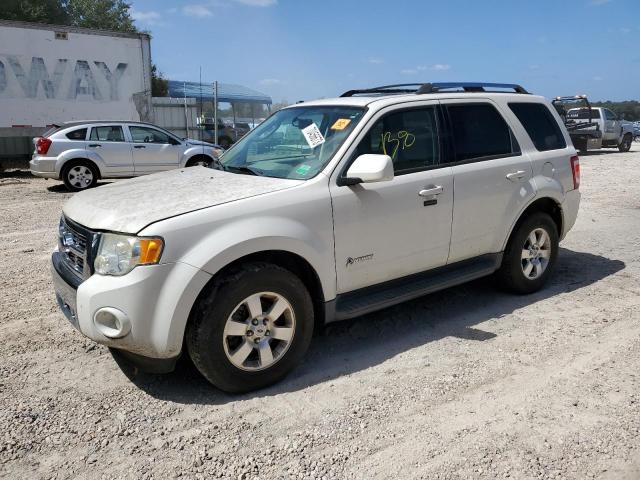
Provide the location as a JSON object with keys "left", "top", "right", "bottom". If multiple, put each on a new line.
{"left": 553, "top": 95, "right": 634, "bottom": 153}
{"left": 200, "top": 119, "right": 254, "bottom": 148}
{"left": 232, "top": 122, "right": 251, "bottom": 138}
{"left": 633, "top": 121, "right": 640, "bottom": 141}
{"left": 30, "top": 121, "right": 224, "bottom": 191}
{"left": 51, "top": 82, "right": 580, "bottom": 393}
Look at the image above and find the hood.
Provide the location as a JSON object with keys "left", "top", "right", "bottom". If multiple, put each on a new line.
{"left": 62, "top": 167, "right": 302, "bottom": 233}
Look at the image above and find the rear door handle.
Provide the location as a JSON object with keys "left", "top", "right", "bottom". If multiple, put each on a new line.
{"left": 418, "top": 185, "right": 443, "bottom": 197}
{"left": 134, "top": 145, "right": 146, "bottom": 149}
{"left": 88, "top": 144, "right": 101, "bottom": 148}
{"left": 506, "top": 170, "right": 526, "bottom": 181}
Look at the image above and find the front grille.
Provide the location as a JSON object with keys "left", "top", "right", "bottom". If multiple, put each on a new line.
{"left": 58, "top": 216, "right": 93, "bottom": 280}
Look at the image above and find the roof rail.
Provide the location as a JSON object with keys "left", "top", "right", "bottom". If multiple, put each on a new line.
{"left": 340, "top": 84, "right": 426, "bottom": 97}
{"left": 340, "top": 82, "right": 529, "bottom": 97}
{"left": 417, "top": 82, "right": 529, "bottom": 94}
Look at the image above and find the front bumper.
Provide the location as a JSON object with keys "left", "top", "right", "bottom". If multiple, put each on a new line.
{"left": 51, "top": 250, "right": 211, "bottom": 364}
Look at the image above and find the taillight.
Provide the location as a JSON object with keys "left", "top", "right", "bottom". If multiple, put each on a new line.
{"left": 35, "top": 137, "right": 52, "bottom": 155}
{"left": 570, "top": 155, "right": 580, "bottom": 189}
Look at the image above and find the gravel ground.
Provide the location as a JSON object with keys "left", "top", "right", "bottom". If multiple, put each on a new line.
{"left": 1, "top": 147, "right": 639, "bottom": 480}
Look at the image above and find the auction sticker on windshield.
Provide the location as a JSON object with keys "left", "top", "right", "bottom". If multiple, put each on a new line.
{"left": 301, "top": 123, "right": 325, "bottom": 148}
{"left": 331, "top": 118, "right": 351, "bottom": 130}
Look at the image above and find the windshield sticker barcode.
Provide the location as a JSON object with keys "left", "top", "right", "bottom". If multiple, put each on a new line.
{"left": 302, "top": 123, "right": 325, "bottom": 148}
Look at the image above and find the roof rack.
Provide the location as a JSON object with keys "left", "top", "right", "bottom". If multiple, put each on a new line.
{"left": 340, "top": 82, "right": 529, "bottom": 97}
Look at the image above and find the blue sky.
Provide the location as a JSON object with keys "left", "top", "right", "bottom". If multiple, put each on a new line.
{"left": 130, "top": 0, "right": 639, "bottom": 104}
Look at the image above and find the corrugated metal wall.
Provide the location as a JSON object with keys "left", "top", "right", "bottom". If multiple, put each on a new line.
{"left": 152, "top": 97, "right": 202, "bottom": 140}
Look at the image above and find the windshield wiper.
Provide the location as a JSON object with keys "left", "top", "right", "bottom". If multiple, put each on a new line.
{"left": 225, "top": 165, "right": 264, "bottom": 176}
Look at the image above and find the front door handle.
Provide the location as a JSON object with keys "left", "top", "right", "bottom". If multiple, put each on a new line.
{"left": 88, "top": 144, "right": 101, "bottom": 148}
{"left": 418, "top": 185, "right": 443, "bottom": 197}
{"left": 134, "top": 145, "right": 146, "bottom": 149}
{"left": 506, "top": 170, "right": 526, "bottom": 181}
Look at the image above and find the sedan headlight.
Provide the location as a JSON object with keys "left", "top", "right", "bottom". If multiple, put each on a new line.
{"left": 94, "top": 233, "right": 164, "bottom": 276}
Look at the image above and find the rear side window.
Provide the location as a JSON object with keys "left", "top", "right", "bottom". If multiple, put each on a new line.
{"left": 567, "top": 109, "right": 601, "bottom": 119}
{"left": 446, "top": 103, "right": 519, "bottom": 162}
{"left": 90, "top": 126, "right": 125, "bottom": 142}
{"left": 509, "top": 103, "right": 567, "bottom": 151}
{"left": 355, "top": 107, "right": 440, "bottom": 174}
{"left": 66, "top": 128, "right": 87, "bottom": 140}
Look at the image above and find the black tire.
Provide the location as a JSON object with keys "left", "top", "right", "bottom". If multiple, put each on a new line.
{"left": 618, "top": 134, "right": 632, "bottom": 152}
{"left": 496, "top": 212, "right": 559, "bottom": 294}
{"left": 185, "top": 155, "right": 213, "bottom": 168}
{"left": 61, "top": 160, "right": 99, "bottom": 192}
{"left": 186, "top": 262, "right": 314, "bottom": 393}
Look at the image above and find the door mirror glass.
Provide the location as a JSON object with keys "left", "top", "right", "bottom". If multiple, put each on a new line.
{"left": 344, "top": 154, "right": 394, "bottom": 184}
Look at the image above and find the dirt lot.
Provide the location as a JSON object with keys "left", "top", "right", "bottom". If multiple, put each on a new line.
{"left": 1, "top": 147, "right": 639, "bottom": 480}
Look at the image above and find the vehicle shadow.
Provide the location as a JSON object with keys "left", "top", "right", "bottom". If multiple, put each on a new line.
{"left": 119, "top": 248, "right": 625, "bottom": 405}
{"left": 46, "top": 181, "right": 113, "bottom": 193}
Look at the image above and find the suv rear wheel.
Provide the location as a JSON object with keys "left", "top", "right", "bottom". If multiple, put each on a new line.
{"left": 186, "top": 262, "right": 314, "bottom": 393}
{"left": 61, "top": 160, "right": 99, "bottom": 191}
{"left": 497, "top": 212, "right": 559, "bottom": 294}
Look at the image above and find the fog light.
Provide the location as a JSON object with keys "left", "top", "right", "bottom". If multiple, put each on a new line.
{"left": 93, "top": 307, "right": 131, "bottom": 339}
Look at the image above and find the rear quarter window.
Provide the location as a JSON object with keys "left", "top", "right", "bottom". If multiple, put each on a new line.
{"left": 509, "top": 103, "right": 567, "bottom": 152}
{"left": 65, "top": 128, "right": 87, "bottom": 141}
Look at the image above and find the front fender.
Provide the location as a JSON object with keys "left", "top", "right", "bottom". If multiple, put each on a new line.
{"left": 183, "top": 217, "right": 335, "bottom": 301}
{"left": 56, "top": 149, "right": 106, "bottom": 177}
{"left": 179, "top": 146, "right": 215, "bottom": 167}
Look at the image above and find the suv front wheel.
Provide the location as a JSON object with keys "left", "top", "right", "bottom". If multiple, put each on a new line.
{"left": 497, "top": 212, "right": 559, "bottom": 294}
{"left": 186, "top": 262, "right": 314, "bottom": 393}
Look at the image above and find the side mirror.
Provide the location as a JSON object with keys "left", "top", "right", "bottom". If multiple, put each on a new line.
{"left": 341, "top": 154, "right": 394, "bottom": 185}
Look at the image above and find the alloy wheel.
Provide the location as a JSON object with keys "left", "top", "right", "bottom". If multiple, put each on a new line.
{"left": 521, "top": 228, "right": 551, "bottom": 280}
{"left": 67, "top": 165, "right": 94, "bottom": 189}
{"left": 222, "top": 292, "right": 295, "bottom": 371}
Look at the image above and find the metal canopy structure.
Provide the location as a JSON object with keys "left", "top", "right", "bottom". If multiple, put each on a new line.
{"left": 167, "top": 81, "right": 272, "bottom": 105}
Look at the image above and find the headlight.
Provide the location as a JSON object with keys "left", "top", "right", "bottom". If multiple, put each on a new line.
{"left": 94, "top": 233, "right": 164, "bottom": 276}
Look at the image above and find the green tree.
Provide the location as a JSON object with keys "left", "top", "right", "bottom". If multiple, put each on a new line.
{"left": 65, "top": 0, "right": 136, "bottom": 32}
{"left": 0, "top": 0, "right": 68, "bottom": 24}
{"left": 151, "top": 64, "right": 169, "bottom": 97}
{"left": 0, "top": 0, "right": 137, "bottom": 33}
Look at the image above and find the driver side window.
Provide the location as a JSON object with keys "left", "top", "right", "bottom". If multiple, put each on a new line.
{"left": 604, "top": 109, "right": 617, "bottom": 121}
{"left": 129, "top": 126, "right": 171, "bottom": 144}
{"left": 355, "top": 107, "right": 440, "bottom": 175}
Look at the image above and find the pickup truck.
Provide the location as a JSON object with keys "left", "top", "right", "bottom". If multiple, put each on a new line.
{"left": 553, "top": 96, "right": 634, "bottom": 153}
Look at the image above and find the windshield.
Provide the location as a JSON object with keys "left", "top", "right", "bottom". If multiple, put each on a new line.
{"left": 218, "top": 106, "right": 365, "bottom": 179}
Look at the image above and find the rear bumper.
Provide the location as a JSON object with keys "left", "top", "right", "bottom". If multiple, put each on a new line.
{"left": 30, "top": 156, "right": 58, "bottom": 178}
{"left": 561, "top": 189, "right": 581, "bottom": 239}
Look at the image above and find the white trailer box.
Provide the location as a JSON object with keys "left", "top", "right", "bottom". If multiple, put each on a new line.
{"left": 0, "top": 20, "right": 152, "bottom": 168}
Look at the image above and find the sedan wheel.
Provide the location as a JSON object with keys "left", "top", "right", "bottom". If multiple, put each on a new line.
{"left": 67, "top": 165, "right": 94, "bottom": 189}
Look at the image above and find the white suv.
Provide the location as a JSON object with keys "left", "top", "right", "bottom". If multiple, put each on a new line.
{"left": 30, "top": 121, "right": 224, "bottom": 191}
{"left": 51, "top": 83, "right": 581, "bottom": 392}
